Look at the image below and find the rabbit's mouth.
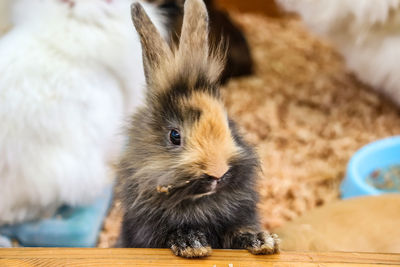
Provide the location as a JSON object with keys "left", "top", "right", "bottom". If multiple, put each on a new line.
{"left": 189, "top": 172, "right": 230, "bottom": 199}
{"left": 191, "top": 180, "right": 218, "bottom": 200}
{"left": 157, "top": 171, "right": 231, "bottom": 200}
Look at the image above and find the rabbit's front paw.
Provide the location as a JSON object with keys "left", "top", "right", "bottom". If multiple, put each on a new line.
{"left": 245, "top": 231, "right": 280, "bottom": 255}
{"left": 168, "top": 229, "right": 212, "bottom": 258}
{"left": 230, "top": 229, "right": 280, "bottom": 255}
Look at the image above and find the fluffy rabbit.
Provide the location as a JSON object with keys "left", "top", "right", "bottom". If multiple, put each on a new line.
{"left": 0, "top": 0, "right": 166, "bottom": 225}
{"left": 118, "top": 0, "right": 279, "bottom": 258}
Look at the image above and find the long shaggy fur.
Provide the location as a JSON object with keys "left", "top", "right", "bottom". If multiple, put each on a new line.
{"left": 278, "top": 0, "right": 400, "bottom": 107}
{"left": 0, "top": 0, "right": 166, "bottom": 225}
{"left": 118, "top": 0, "right": 279, "bottom": 257}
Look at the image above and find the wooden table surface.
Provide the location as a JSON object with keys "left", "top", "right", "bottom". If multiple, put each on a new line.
{"left": 1, "top": 248, "right": 399, "bottom": 267}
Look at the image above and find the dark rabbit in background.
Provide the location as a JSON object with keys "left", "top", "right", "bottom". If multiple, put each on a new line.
{"left": 146, "top": 0, "right": 253, "bottom": 83}
{"left": 118, "top": 0, "right": 279, "bottom": 258}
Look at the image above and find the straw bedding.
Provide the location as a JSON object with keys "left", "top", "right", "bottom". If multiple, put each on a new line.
{"left": 97, "top": 13, "right": 400, "bottom": 247}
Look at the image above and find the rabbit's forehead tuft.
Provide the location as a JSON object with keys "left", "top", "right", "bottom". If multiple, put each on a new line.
{"left": 152, "top": 59, "right": 220, "bottom": 95}
{"left": 183, "top": 92, "right": 224, "bottom": 117}
{"left": 154, "top": 72, "right": 220, "bottom": 125}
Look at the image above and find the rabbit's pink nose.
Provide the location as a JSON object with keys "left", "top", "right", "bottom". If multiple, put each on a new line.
{"left": 205, "top": 163, "right": 229, "bottom": 179}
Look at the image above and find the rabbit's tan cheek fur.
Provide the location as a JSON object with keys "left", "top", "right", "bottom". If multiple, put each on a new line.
{"left": 179, "top": 92, "right": 241, "bottom": 178}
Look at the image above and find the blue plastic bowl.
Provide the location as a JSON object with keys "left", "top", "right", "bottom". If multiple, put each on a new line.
{"left": 0, "top": 185, "right": 113, "bottom": 247}
{"left": 341, "top": 136, "right": 400, "bottom": 199}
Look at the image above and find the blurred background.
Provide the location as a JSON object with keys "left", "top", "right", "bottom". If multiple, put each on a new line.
{"left": 216, "top": 0, "right": 280, "bottom": 16}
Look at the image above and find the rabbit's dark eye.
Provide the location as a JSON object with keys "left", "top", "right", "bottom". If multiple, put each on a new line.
{"left": 169, "top": 129, "right": 181, "bottom": 146}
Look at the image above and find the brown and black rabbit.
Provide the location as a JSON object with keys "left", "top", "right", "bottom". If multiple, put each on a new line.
{"left": 118, "top": 0, "right": 279, "bottom": 258}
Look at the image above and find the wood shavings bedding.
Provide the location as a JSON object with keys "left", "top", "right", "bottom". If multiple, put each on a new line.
{"left": 97, "top": 13, "right": 400, "bottom": 247}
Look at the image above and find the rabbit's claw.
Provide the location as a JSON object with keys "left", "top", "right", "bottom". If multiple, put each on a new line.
{"left": 245, "top": 231, "right": 280, "bottom": 255}
{"left": 168, "top": 229, "right": 212, "bottom": 258}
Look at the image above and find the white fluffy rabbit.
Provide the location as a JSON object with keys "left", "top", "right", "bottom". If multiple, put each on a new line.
{"left": 278, "top": 0, "right": 400, "bottom": 107}
{"left": 0, "top": 0, "right": 166, "bottom": 225}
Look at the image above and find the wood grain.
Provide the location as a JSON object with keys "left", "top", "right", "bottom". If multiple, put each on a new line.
{"left": 0, "top": 248, "right": 399, "bottom": 267}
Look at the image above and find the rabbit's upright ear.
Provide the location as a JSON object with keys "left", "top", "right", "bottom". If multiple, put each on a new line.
{"left": 178, "top": 0, "right": 224, "bottom": 84}
{"left": 178, "top": 0, "right": 209, "bottom": 63}
{"left": 131, "top": 3, "right": 172, "bottom": 84}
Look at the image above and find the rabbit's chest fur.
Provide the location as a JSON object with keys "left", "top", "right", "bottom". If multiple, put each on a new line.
{"left": 122, "top": 187, "right": 258, "bottom": 248}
